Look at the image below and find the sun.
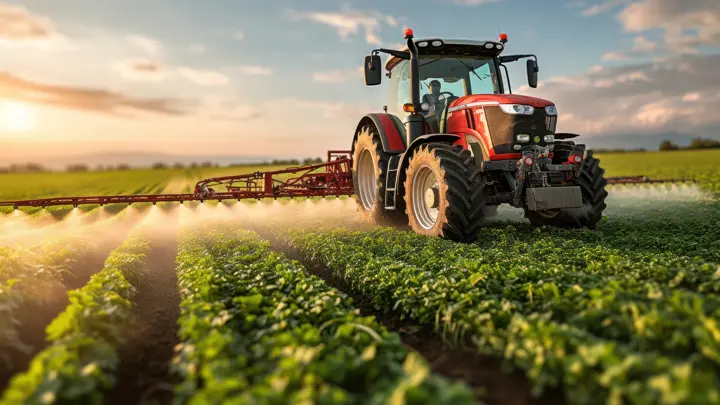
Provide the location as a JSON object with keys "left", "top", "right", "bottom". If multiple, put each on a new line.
{"left": 0, "top": 101, "right": 36, "bottom": 133}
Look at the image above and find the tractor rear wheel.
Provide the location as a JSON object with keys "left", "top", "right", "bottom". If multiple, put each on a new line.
{"left": 352, "top": 126, "right": 405, "bottom": 226}
{"left": 403, "top": 143, "right": 486, "bottom": 242}
{"left": 524, "top": 149, "right": 608, "bottom": 229}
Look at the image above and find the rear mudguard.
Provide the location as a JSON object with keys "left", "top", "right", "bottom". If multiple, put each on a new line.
{"left": 352, "top": 113, "right": 407, "bottom": 154}
{"left": 389, "top": 133, "right": 461, "bottom": 209}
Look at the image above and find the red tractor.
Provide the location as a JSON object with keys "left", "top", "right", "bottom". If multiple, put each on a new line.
{"left": 350, "top": 29, "right": 608, "bottom": 242}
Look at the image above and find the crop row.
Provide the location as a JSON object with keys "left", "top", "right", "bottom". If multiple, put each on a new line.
{"left": 0, "top": 234, "right": 97, "bottom": 370}
{"left": 0, "top": 233, "right": 151, "bottom": 405}
{"left": 171, "top": 225, "right": 476, "bottom": 404}
{"left": 0, "top": 204, "right": 142, "bottom": 354}
{"left": 282, "top": 228, "right": 720, "bottom": 405}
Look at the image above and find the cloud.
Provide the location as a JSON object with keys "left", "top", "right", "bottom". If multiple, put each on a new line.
{"left": 127, "top": 35, "right": 161, "bottom": 54}
{"left": 601, "top": 35, "right": 658, "bottom": 60}
{"left": 0, "top": 3, "right": 72, "bottom": 50}
{"left": 196, "top": 96, "right": 262, "bottom": 121}
{"left": 524, "top": 53, "right": 720, "bottom": 137}
{"left": 114, "top": 60, "right": 230, "bottom": 86}
{"left": 236, "top": 65, "right": 272, "bottom": 76}
{"left": 176, "top": 67, "right": 230, "bottom": 86}
{"left": 588, "top": 0, "right": 720, "bottom": 52}
{"left": 0, "top": 71, "right": 188, "bottom": 117}
{"left": 274, "top": 97, "right": 372, "bottom": 120}
{"left": 288, "top": 6, "right": 398, "bottom": 45}
{"left": 0, "top": 3, "right": 54, "bottom": 40}
{"left": 619, "top": 0, "right": 720, "bottom": 52}
{"left": 114, "top": 59, "right": 169, "bottom": 82}
{"left": 233, "top": 30, "right": 245, "bottom": 41}
{"left": 581, "top": 0, "right": 631, "bottom": 16}
{"left": 312, "top": 67, "right": 363, "bottom": 83}
{"left": 0, "top": 71, "right": 267, "bottom": 123}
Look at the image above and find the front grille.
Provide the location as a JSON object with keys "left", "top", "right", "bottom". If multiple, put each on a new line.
{"left": 483, "top": 106, "right": 554, "bottom": 155}
{"left": 545, "top": 115, "right": 557, "bottom": 133}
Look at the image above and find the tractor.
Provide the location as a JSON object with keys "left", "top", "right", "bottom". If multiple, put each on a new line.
{"left": 350, "top": 28, "right": 608, "bottom": 242}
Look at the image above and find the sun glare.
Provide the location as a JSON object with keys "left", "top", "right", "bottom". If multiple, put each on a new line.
{"left": 0, "top": 101, "right": 36, "bottom": 133}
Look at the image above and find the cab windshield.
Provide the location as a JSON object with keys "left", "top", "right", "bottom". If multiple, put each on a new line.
{"left": 387, "top": 55, "right": 501, "bottom": 117}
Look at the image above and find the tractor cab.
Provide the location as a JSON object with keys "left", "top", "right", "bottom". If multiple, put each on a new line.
{"left": 382, "top": 37, "right": 540, "bottom": 135}
{"left": 385, "top": 44, "right": 502, "bottom": 133}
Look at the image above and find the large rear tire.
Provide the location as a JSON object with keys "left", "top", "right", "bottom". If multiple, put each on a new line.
{"left": 352, "top": 126, "right": 405, "bottom": 226}
{"left": 403, "top": 143, "right": 486, "bottom": 242}
{"left": 524, "top": 150, "right": 608, "bottom": 229}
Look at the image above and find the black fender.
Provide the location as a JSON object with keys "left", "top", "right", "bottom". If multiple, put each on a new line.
{"left": 391, "top": 133, "right": 461, "bottom": 208}
{"left": 351, "top": 113, "right": 407, "bottom": 154}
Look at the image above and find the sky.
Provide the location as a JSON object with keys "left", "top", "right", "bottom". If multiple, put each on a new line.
{"left": 1, "top": 0, "right": 719, "bottom": 164}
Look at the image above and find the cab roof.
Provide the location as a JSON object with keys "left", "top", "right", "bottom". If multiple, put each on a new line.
{"left": 385, "top": 38, "right": 506, "bottom": 71}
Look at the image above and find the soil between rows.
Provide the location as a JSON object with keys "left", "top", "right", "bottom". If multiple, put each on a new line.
{"left": 108, "top": 232, "right": 181, "bottom": 405}
{"left": 256, "top": 227, "right": 566, "bottom": 405}
{"left": 0, "top": 217, "right": 141, "bottom": 393}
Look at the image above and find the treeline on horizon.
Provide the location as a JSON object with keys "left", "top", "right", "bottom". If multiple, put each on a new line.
{"left": 595, "top": 137, "right": 720, "bottom": 153}
{"left": 2, "top": 136, "right": 718, "bottom": 174}
{"left": 0, "top": 157, "right": 326, "bottom": 174}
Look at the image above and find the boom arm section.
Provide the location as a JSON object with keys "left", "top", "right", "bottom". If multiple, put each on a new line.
{"left": 0, "top": 151, "right": 354, "bottom": 209}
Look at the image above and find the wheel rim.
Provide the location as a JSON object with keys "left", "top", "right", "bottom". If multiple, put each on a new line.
{"left": 357, "top": 149, "right": 377, "bottom": 211}
{"left": 411, "top": 165, "right": 440, "bottom": 230}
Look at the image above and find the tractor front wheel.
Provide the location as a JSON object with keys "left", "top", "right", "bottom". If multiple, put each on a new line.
{"left": 524, "top": 150, "right": 608, "bottom": 229}
{"left": 352, "top": 126, "right": 405, "bottom": 226}
{"left": 403, "top": 143, "right": 486, "bottom": 242}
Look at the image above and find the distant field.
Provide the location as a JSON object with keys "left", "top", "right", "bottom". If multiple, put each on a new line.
{"left": 595, "top": 149, "right": 720, "bottom": 194}
{"left": 0, "top": 149, "right": 718, "bottom": 204}
{"left": 595, "top": 149, "right": 720, "bottom": 179}
{"left": 0, "top": 165, "right": 289, "bottom": 201}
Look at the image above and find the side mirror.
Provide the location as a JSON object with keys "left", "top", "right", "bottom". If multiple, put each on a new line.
{"left": 526, "top": 59, "right": 538, "bottom": 88}
{"left": 364, "top": 54, "right": 382, "bottom": 86}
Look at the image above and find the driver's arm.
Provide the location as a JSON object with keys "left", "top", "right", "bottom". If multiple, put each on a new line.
{"left": 421, "top": 94, "right": 432, "bottom": 115}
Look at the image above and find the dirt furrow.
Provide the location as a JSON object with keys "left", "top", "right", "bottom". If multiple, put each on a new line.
{"left": 108, "top": 231, "right": 180, "bottom": 405}
{"left": 256, "top": 228, "right": 566, "bottom": 405}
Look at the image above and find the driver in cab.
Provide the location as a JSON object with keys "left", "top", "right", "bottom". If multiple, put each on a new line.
{"left": 422, "top": 80, "right": 441, "bottom": 117}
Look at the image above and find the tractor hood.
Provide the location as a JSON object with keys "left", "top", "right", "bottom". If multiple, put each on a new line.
{"left": 447, "top": 93, "right": 558, "bottom": 157}
{"left": 451, "top": 94, "right": 554, "bottom": 108}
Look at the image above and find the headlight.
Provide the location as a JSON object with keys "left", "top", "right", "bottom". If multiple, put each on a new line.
{"left": 545, "top": 105, "right": 557, "bottom": 116}
{"left": 500, "top": 104, "right": 534, "bottom": 115}
{"left": 544, "top": 134, "right": 555, "bottom": 142}
{"left": 516, "top": 134, "right": 530, "bottom": 143}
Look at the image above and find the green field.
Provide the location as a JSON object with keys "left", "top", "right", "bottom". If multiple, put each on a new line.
{"left": 596, "top": 149, "right": 720, "bottom": 194}
{"left": 0, "top": 165, "right": 290, "bottom": 201}
{"left": 0, "top": 149, "right": 719, "bottom": 404}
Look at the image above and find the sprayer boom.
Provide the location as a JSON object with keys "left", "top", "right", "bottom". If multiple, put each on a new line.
{"left": 606, "top": 176, "right": 697, "bottom": 185}
{"left": 0, "top": 151, "right": 354, "bottom": 209}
